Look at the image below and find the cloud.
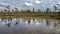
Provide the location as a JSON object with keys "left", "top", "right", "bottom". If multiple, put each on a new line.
{"left": 35, "top": 0, "right": 41, "bottom": 4}
{"left": 25, "top": 2, "right": 34, "bottom": 6}
{"left": 0, "top": 2, "right": 12, "bottom": 6}
{"left": 0, "top": 6, "right": 6, "bottom": 9}
{"left": 0, "top": 0, "right": 60, "bottom": 11}
{"left": 57, "top": 1, "right": 60, "bottom": 4}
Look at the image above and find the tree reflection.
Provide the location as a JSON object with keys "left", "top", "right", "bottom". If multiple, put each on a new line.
{"left": 15, "top": 19, "right": 19, "bottom": 25}
{"left": 46, "top": 19, "right": 50, "bottom": 26}
{"left": 8, "top": 19, "right": 10, "bottom": 21}
{"left": 1, "top": 18, "right": 5, "bottom": 21}
{"left": 28, "top": 19, "right": 31, "bottom": 24}
{"left": 15, "top": 21, "right": 18, "bottom": 25}
{"left": 1, "top": 19, "right": 4, "bottom": 21}
{"left": 54, "top": 23, "right": 57, "bottom": 27}
{"left": 5, "top": 20, "right": 7, "bottom": 22}
{"left": 41, "top": 20, "right": 43, "bottom": 23}
{"left": 8, "top": 18, "right": 12, "bottom": 21}
{"left": 33, "top": 19, "right": 35, "bottom": 22}
{"left": 6, "top": 23, "right": 11, "bottom": 27}
{"left": 9, "top": 18, "right": 12, "bottom": 21}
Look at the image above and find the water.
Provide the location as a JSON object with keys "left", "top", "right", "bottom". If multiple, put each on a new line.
{"left": 0, "top": 18, "right": 60, "bottom": 34}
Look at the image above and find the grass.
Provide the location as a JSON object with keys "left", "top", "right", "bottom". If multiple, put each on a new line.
{"left": 0, "top": 12, "right": 60, "bottom": 19}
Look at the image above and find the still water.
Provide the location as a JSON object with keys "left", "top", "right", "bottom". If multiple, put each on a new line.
{"left": 0, "top": 18, "right": 60, "bottom": 34}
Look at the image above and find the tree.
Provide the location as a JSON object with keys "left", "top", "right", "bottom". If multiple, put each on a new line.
{"left": 38, "top": 9, "right": 41, "bottom": 12}
{"left": 58, "top": 10, "right": 60, "bottom": 16}
{"left": 53, "top": 5, "right": 58, "bottom": 11}
{"left": 12, "top": 9, "right": 14, "bottom": 13}
{"left": 6, "top": 5, "right": 10, "bottom": 12}
{"left": 33, "top": 8, "right": 35, "bottom": 12}
{"left": 14, "top": 8, "right": 18, "bottom": 11}
{"left": 46, "top": 8, "right": 50, "bottom": 13}
{"left": 6, "top": 5, "right": 10, "bottom": 9}
{"left": 25, "top": 9, "right": 31, "bottom": 12}
{"left": 14, "top": 7, "right": 19, "bottom": 13}
{"left": 4, "top": 9, "right": 7, "bottom": 12}
{"left": 56, "top": 4, "right": 60, "bottom": 15}
{"left": 0, "top": 9, "right": 3, "bottom": 12}
{"left": 21, "top": 10, "right": 24, "bottom": 12}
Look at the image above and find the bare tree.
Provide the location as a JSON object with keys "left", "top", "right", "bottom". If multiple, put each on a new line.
{"left": 14, "top": 7, "right": 19, "bottom": 13}
{"left": 53, "top": 4, "right": 60, "bottom": 15}
{"left": 53, "top": 5, "right": 57, "bottom": 11}
{"left": 53, "top": 4, "right": 60, "bottom": 11}
{"left": 5, "top": 5, "right": 10, "bottom": 12}
{"left": 6, "top": 5, "right": 10, "bottom": 9}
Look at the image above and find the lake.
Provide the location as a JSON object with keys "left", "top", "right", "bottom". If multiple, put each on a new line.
{"left": 0, "top": 18, "right": 60, "bottom": 34}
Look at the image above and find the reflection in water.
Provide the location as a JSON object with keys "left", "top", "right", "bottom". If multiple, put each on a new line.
{"left": 54, "top": 22, "right": 57, "bottom": 27}
{"left": 33, "top": 19, "right": 35, "bottom": 22}
{"left": 6, "top": 23, "right": 11, "bottom": 27}
{"left": 15, "top": 19, "right": 19, "bottom": 25}
{"left": 15, "top": 21, "right": 18, "bottom": 25}
{"left": 46, "top": 19, "right": 49, "bottom": 26}
{"left": 28, "top": 18, "right": 31, "bottom": 24}
{"left": 8, "top": 18, "right": 12, "bottom": 21}
{"left": 0, "top": 18, "right": 60, "bottom": 34}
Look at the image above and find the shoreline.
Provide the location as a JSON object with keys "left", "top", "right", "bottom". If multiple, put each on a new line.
{"left": 0, "top": 12, "right": 60, "bottom": 22}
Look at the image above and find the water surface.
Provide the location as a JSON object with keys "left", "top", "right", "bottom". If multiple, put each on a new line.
{"left": 0, "top": 18, "right": 60, "bottom": 34}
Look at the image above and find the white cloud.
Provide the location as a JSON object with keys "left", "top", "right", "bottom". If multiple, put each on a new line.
{"left": 35, "top": 0, "right": 40, "bottom": 4}
{"left": 35, "top": 0, "right": 43, "bottom": 5}
{"left": 58, "top": 1, "right": 60, "bottom": 4}
{"left": 0, "top": 2, "right": 11, "bottom": 5}
{"left": 25, "top": 2, "right": 33, "bottom": 6}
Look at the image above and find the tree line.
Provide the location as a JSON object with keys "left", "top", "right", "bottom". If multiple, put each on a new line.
{"left": 0, "top": 4, "right": 60, "bottom": 13}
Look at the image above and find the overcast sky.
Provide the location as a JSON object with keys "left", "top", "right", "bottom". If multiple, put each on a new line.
{"left": 0, "top": 0, "right": 60, "bottom": 11}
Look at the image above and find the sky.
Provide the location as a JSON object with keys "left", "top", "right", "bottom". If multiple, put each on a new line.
{"left": 0, "top": 0, "right": 60, "bottom": 11}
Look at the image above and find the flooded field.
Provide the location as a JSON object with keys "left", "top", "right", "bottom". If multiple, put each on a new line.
{"left": 0, "top": 18, "right": 60, "bottom": 34}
